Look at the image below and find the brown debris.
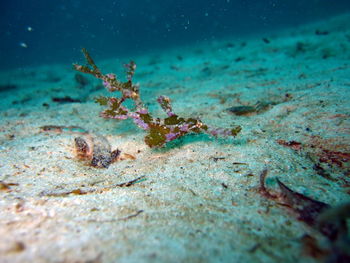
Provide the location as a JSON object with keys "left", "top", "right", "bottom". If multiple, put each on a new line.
{"left": 0, "top": 181, "right": 19, "bottom": 191}
{"left": 258, "top": 169, "right": 350, "bottom": 261}
{"left": 260, "top": 169, "right": 340, "bottom": 240}
{"left": 276, "top": 139, "right": 302, "bottom": 151}
{"left": 319, "top": 150, "right": 350, "bottom": 168}
{"left": 52, "top": 96, "right": 81, "bottom": 103}
{"left": 121, "top": 153, "right": 136, "bottom": 160}
{"left": 258, "top": 169, "right": 277, "bottom": 199}
{"left": 308, "top": 135, "right": 350, "bottom": 169}
{"left": 40, "top": 125, "right": 88, "bottom": 134}
{"left": 40, "top": 175, "right": 146, "bottom": 197}
{"left": 7, "top": 241, "right": 26, "bottom": 253}
{"left": 301, "top": 234, "right": 328, "bottom": 259}
{"left": 227, "top": 101, "right": 275, "bottom": 116}
{"left": 86, "top": 210, "right": 144, "bottom": 223}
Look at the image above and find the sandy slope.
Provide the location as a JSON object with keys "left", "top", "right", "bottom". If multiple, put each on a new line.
{"left": 0, "top": 14, "right": 349, "bottom": 263}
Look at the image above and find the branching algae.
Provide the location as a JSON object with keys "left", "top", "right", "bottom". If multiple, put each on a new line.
{"left": 74, "top": 49, "right": 241, "bottom": 148}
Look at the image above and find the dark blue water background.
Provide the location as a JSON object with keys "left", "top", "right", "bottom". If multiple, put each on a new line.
{"left": 1, "top": 0, "right": 350, "bottom": 70}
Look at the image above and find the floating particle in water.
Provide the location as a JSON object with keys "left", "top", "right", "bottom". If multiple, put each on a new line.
{"left": 27, "top": 26, "right": 33, "bottom": 32}
{"left": 19, "top": 42, "right": 28, "bottom": 48}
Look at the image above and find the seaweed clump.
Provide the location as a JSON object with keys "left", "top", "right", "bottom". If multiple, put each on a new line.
{"left": 74, "top": 49, "right": 241, "bottom": 148}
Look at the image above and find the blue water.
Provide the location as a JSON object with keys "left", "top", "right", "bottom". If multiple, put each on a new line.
{"left": 1, "top": 0, "right": 350, "bottom": 70}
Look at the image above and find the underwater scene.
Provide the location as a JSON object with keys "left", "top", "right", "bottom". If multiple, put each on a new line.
{"left": 1, "top": 1, "right": 350, "bottom": 262}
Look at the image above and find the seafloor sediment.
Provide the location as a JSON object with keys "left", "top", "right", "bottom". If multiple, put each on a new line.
{"left": 0, "top": 14, "right": 349, "bottom": 263}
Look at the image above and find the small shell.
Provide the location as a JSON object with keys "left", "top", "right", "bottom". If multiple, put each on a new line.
{"left": 75, "top": 133, "right": 120, "bottom": 168}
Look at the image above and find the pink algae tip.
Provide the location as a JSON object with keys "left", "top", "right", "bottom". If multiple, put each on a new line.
{"left": 137, "top": 108, "right": 149, "bottom": 114}
{"left": 165, "top": 132, "right": 179, "bottom": 142}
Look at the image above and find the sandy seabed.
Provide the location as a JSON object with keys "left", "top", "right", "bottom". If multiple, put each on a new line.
{"left": 0, "top": 14, "right": 349, "bottom": 263}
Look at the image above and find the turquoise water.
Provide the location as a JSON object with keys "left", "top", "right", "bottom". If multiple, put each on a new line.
{"left": 1, "top": 0, "right": 350, "bottom": 70}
